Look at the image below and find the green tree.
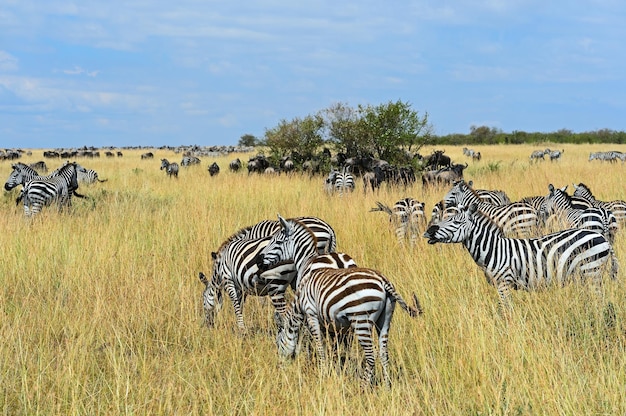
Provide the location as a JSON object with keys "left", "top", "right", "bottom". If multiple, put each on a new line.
{"left": 238, "top": 134, "right": 258, "bottom": 147}
{"left": 263, "top": 115, "right": 325, "bottom": 161}
{"left": 320, "top": 102, "right": 361, "bottom": 156}
{"left": 355, "top": 100, "right": 432, "bottom": 163}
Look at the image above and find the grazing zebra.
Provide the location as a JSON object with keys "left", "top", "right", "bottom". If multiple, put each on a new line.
{"left": 242, "top": 216, "right": 338, "bottom": 259}
{"left": 75, "top": 163, "right": 107, "bottom": 184}
{"left": 370, "top": 198, "right": 426, "bottom": 244}
{"left": 428, "top": 200, "right": 461, "bottom": 228}
{"left": 530, "top": 149, "right": 548, "bottom": 162}
{"left": 181, "top": 156, "right": 201, "bottom": 166}
{"left": 589, "top": 151, "right": 620, "bottom": 163}
{"left": 325, "top": 169, "right": 355, "bottom": 195}
{"left": 199, "top": 245, "right": 355, "bottom": 330}
{"left": 444, "top": 180, "right": 539, "bottom": 236}
{"left": 549, "top": 149, "right": 564, "bottom": 161}
{"left": 19, "top": 162, "right": 83, "bottom": 216}
{"left": 208, "top": 162, "right": 220, "bottom": 176}
{"left": 572, "top": 183, "right": 626, "bottom": 224}
{"left": 256, "top": 216, "right": 422, "bottom": 388}
{"left": 229, "top": 158, "right": 242, "bottom": 172}
{"left": 423, "top": 203, "right": 618, "bottom": 310}
{"left": 467, "top": 180, "right": 511, "bottom": 205}
{"left": 541, "top": 184, "right": 618, "bottom": 243}
{"left": 160, "top": 159, "right": 179, "bottom": 178}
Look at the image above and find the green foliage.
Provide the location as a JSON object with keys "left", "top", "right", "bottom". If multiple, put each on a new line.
{"left": 262, "top": 115, "right": 324, "bottom": 161}
{"left": 238, "top": 134, "right": 259, "bottom": 147}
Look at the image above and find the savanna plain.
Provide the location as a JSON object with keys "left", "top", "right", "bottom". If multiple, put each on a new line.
{"left": 1, "top": 144, "right": 625, "bottom": 415}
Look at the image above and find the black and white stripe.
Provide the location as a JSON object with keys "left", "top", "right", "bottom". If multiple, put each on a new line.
{"left": 325, "top": 169, "right": 355, "bottom": 195}
{"left": 181, "top": 156, "right": 201, "bottom": 166}
{"left": 467, "top": 180, "right": 511, "bottom": 205}
{"left": 160, "top": 159, "right": 179, "bottom": 178}
{"left": 443, "top": 180, "right": 539, "bottom": 235}
{"left": 257, "top": 216, "right": 422, "bottom": 387}
{"left": 572, "top": 183, "right": 626, "bottom": 224}
{"left": 424, "top": 203, "right": 618, "bottom": 309}
{"left": 19, "top": 162, "right": 82, "bottom": 217}
{"left": 75, "top": 163, "right": 107, "bottom": 184}
{"left": 371, "top": 198, "right": 426, "bottom": 244}
{"left": 428, "top": 200, "right": 461, "bottom": 228}
{"left": 541, "top": 184, "right": 618, "bottom": 244}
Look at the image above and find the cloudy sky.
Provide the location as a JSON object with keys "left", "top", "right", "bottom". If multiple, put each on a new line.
{"left": 1, "top": 1, "right": 625, "bottom": 149}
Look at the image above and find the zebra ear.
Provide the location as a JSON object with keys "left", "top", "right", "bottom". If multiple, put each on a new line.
{"left": 277, "top": 214, "right": 290, "bottom": 233}
{"left": 211, "top": 252, "right": 217, "bottom": 260}
{"left": 548, "top": 184, "right": 555, "bottom": 193}
{"left": 468, "top": 180, "right": 473, "bottom": 187}
{"left": 561, "top": 185, "right": 568, "bottom": 192}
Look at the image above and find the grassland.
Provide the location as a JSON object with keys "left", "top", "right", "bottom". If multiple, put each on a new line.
{"left": 1, "top": 144, "right": 625, "bottom": 415}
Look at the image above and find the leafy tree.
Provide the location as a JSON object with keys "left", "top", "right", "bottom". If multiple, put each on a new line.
{"left": 320, "top": 102, "right": 361, "bottom": 157}
{"left": 263, "top": 115, "right": 325, "bottom": 161}
{"left": 355, "top": 100, "right": 432, "bottom": 163}
{"left": 238, "top": 134, "right": 258, "bottom": 147}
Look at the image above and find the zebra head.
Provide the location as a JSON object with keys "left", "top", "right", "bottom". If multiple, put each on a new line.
{"left": 423, "top": 203, "right": 476, "bottom": 244}
{"left": 539, "top": 184, "right": 569, "bottom": 222}
{"left": 160, "top": 159, "right": 169, "bottom": 170}
{"left": 4, "top": 167, "right": 24, "bottom": 191}
{"left": 256, "top": 215, "right": 297, "bottom": 270}
{"left": 199, "top": 255, "right": 224, "bottom": 328}
{"left": 442, "top": 179, "right": 465, "bottom": 207}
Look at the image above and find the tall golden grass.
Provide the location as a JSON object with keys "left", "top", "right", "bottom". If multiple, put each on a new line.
{"left": 1, "top": 144, "right": 625, "bottom": 415}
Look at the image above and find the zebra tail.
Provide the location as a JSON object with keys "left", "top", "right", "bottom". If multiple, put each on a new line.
{"left": 98, "top": 178, "right": 108, "bottom": 182}
{"left": 384, "top": 281, "right": 423, "bottom": 317}
{"left": 370, "top": 201, "right": 393, "bottom": 215}
{"left": 73, "top": 191, "right": 89, "bottom": 199}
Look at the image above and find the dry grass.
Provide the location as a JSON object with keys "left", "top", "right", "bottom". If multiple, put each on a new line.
{"left": 1, "top": 144, "right": 625, "bottom": 415}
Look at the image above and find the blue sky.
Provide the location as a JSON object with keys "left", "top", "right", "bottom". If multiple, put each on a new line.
{"left": 1, "top": 1, "right": 625, "bottom": 149}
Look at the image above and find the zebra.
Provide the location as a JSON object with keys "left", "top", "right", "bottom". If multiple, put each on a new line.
{"left": 75, "top": 163, "right": 107, "bottom": 184}
{"left": 256, "top": 216, "right": 422, "bottom": 388}
{"left": 325, "top": 169, "right": 355, "bottom": 195}
{"left": 443, "top": 180, "right": 540, "bottom": 236}
{"left": 199, "top": 242, "right": 355, "bottom": 330}
{"left": 540, "top": 184, "right": 618, "bottom": 244}
{"left": 5, "top": 162, "right": 86, "bottom": 200}
{"left": 530, "top": 149, "right": 548, "bottom": 162}
{"left": 19, "top": 162, "right": 83, "bottom": 216}
{"left": 160, "top": 159, "right": 179, "bottom": 178}
{"left": 423, "top": 203, "right": 618, "bottom": 310}
{"left": 428, "top": 200, "right": 461, "bottom": 228}
{"left": 370, "top": 198, "right": 426, "bottom": 244}
{"left": 589, "top": 151, "right": 619, "bottom": 163}
{"left": 572, "top": 183, "right": 626, "bottom": 224}
{"left": 181, "top": 156, "right": 201, "bottom": 166}
{"left": 549, "top": 149, "right": 564, "bottom": 161}
{"left": 466, "top": 180, "right": 511, "bottom": 205}
{"left": 241, "top": 216, "right": 338, "bottom": 260}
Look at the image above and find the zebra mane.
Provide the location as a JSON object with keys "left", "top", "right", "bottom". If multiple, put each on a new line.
{"left": 461, "top": 180, "right": 482, "bottom": 200}
{"left": 466, "top": 204, "right": 505, "bottom": 236}
{"left": 575, "top": 183, "right": 594, "bottom": 197}
{"left": 216, "top": 225, "right": 255, "bottom": 252}
{"left": 12, "top": 162, "right": 38, "bottom": 175}
{"left": 282, "top": 217, "right": 319, "bottom": 249}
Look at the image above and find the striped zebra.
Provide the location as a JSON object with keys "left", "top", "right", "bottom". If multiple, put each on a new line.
{"left": 549, "top": 149, "right": 564, "bottom": 161}
{"left": 199, "top": 245, "right": 355, "bottom": 330}
{"left": 325, "top": 169, "right": 355, "bottom": 195}
{"left": 181, "top": 156, "right": 201, "bottom": 166}
{"left": 589, "top": 151, "right": 622, "bottom": 163}
{"left": 370, "top": 198, "right": 426, "bottom": 244}
{"left": 572, "top": 183, "right": 626, "bottom": 224}
{"left": 424, "top": 203, "right": 618, "bottom": 310}
{"left": 257, "top": 216, "right": 422, "bottom": 388}
{"left": 5, "top": 162, "right": 86, "bottom": 199}
{"left": 199, "top": 216, "right": 339, "bottom": 329}
{"left": 541, "top": 184, "right": 618, "bottom": 244}
{"left": 428, "top": 200, "right": 461, "bottom": 228}
{"left": 19, "top": 162, "right": 82, "bottom": 217}
{"left": 75, "top": 163, "right": 107, "bottom": 184}
{"left": 29, "top": 161, "right": 48, "bottom": 173}
{"left": 530, "top": 149, "right": 548, "bottom": 162}
{"left": 444, "top": 180, "right": 539, "bottom": 236}
{"left": 467, "top": 180, "right": 511, "bottom": 205}
{"left": 160, "top": 159, "right": 179, "bottom": 178}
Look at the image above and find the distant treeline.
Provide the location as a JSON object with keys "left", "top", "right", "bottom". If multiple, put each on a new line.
{"left": 434, "top": 127, "right": 626, "bottom": 146}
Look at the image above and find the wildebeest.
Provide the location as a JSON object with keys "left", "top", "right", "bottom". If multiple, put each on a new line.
{"left": 229, "top": 158, "right": 242, "bottom": 172}
{"left": 247, "top": 155, "right": 270, "bottom": 174}
{"left": 208, "top": 162, "right": 220, "bottom": 176}
{"left": 422, "top": 163, "right": 468, "bottom": 188}
{"left": 141, "top": 152, "right": 154, "bottom": 159}
{"left": 425, "top": 150, "right": 451, "bottom": 170}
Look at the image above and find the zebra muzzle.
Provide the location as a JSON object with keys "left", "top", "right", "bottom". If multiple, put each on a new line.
{"left": 423, "top": 226, "right": 440, "bottom": 244}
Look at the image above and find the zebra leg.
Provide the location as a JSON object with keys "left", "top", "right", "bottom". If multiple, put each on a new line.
{"left": 353, "top": 320, "right": 376, "bottom": 387}
{"left": 304, "top": 313, "right": 327, "bottom": 370}
{"left": 496, "top": 280, "right": 514, "bottom": 315}
{"left": 377, "top": 299, "right": 396, "bottom": 388}
{"left": 223, "top": 281, "right": 246, "bottom": 331}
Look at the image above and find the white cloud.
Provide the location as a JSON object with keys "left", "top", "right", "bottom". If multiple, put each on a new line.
{"left": 0, "top": 51, "right": 19, "bottom": 71}
{"left": 62, "top": 66, "right": 100, "bottom": 77}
